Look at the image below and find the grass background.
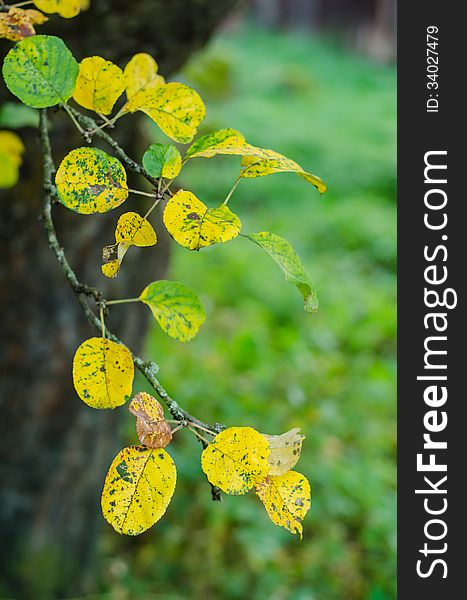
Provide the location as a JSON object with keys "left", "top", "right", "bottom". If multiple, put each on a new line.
{"left": 101, "top": 23, "right": 396, "bottom": 600}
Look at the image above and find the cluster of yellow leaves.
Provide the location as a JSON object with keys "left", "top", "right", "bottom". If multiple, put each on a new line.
{"left": 201, "top": 426, "right": 311, "bottom": 537}
{"left": 0, "top": 130, "right": 24, "bottom": 188}
{"left": 102, "top": 212, "right": 157, "bottom": 278}
{"left": 71, "top": 338, "right": 311, "bottom": 538}
{"left": 71, "top": 50, "right": 204, "bottom": 143}
{"left": 99, "top": 398, "right": 311, "bottom": 538}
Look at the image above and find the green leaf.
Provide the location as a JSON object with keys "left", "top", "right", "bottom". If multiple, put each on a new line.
{"left": 142, "top": 143, "right": 182, "bottom": 179}
{"left": 2, "top": 35, "right": 79, "bottom": 108}
{"left": 245, "top": 232, "right": 318, "bottom": 313}
{"left": 0, "top": 103, "right": 38, "bottom": 128}
{"left": 139, "top": 280, "right": 206, "bottom": 342}
{"left": 55, "top": 147, "right": 129, "bottom": 214}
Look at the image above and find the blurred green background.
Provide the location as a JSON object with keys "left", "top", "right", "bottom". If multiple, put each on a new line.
{"left": 100, "top": 23, "right": 396, "bottom": 600}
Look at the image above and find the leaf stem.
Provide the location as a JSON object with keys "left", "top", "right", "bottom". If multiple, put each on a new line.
{"left": 105, "top": 297, "right": 140, "bottom": 306}
{"left": 143, "top": 197, "right": 162, "bottom": 220}
{"left": 9, "top": 1, "right": 35, "bottom": 6}
{"left": 188, "top": 426, "right": 212, "bottom": 445}
{"left": 100, "top": 306, "right": 105, "bottom": 338}
{"left": 189, "top": 421, "right": 216, "bottom": 437}
{"left": 62, "top": 103, "right": 85, "bottom": 135}
{"left": 128, "top": 188, "right": 158, "bottom": 198}
{"left": 223, "top": 177, "right": 241, "bottom": 205}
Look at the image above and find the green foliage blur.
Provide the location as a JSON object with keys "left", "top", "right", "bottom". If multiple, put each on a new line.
{"left": 101, "top": 25, "right": 396, "bottom": 600}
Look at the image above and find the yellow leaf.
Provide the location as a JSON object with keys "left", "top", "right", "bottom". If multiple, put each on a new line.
{"left": 101, "top": 212, "right": 156, "bottom": 279}
{"left": 255, "top": 471, "right": 311, "bottom": 538}
{"left": 185, "top": 128, "right": 249, "bottom": 159}
{"left": 163, "top": 190, "right": 241, "bottom": 251}
{"left": 115, "top": 211, "right": 157, "bottom": 246}
{"left": 101, "top": 259, "right": 120, "bottom": 279}
{"left": 0, "top": 8, "right": 48, "bottom": 42}
{"left": 124, "top": 82, "right": 205, "bottom": 143}
{"left": 124, "top": 53, "right": 165, "bottom": 99}
{"left": 101, "top": 243, "right": 128, "bottom": 279}
{"left": 55, "top": 147, "right": 128, "bottom": 214}
{"left": 240, "top": 148, "right": 327, "bottom": 194}
{"left": 0, "top": 130, "right": 24, "bottom": 188}
{"left": 185, "top": 128, "right": 326, "bottom": 194}
{"left": 72, "top": 337, "right": 134, "bottom": 409}
{"left": 101, "top": 445, "right": 176, "bottom": 535}
{"left": 139, "top": 280, "right": 205, "bottom": 342}
{"left": 201, "top": 426, "right": 270, "bottom": 495}
{"left": 262, "top": 428, "right": 304, "bottom": 476}
{"left": 33, "top": 0, "right": 88, "bottom": 18}
{"left": 129, "top": 392, "right": 173, "bottom": 449}
{"left": 73, "top": 56, "right": 125, "bottom": 115}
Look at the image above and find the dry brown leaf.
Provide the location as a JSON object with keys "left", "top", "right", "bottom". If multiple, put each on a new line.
{"left": 129, "top": 392, "right": 173, "bottom": 449}
{"left": 0, "top": 7, "right": 48, "bottom": 42}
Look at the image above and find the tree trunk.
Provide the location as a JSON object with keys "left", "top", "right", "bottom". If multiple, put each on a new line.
{"left": 0, "top": 2, "right": 238, "bottom": 598}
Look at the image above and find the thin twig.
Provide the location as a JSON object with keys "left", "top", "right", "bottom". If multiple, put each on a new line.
{"left": 67, "top": 106, "right": 161, "bottom": 189}
{"left": 223, "top": 176, "right": 241, "bottom": 205}
{"left": 39, "top": 109, "right": 224, "bottom": 436}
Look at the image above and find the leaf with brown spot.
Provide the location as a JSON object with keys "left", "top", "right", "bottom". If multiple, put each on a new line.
{"left": 55, "top": 147, "right": 128, "bottom": 214}
{"left": 255, "top": 471, "right": 311, "bottom": 538}
{"left": 101, "top": 445, "right": 176, "bottom": 535}
{"left": 163, "top": 190, "right": 241, "bottom": 251}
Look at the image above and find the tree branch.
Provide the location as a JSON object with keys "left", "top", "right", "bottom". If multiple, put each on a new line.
{"left": 67, "top": 105, "right": 161, "bottom": 189}
{"left": 39, "top": 108, "right": 223, "bottom": 436}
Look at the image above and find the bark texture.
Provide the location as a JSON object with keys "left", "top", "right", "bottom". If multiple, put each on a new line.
{"left": 0, "top": 1, "right": 238, "bottom": 598}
